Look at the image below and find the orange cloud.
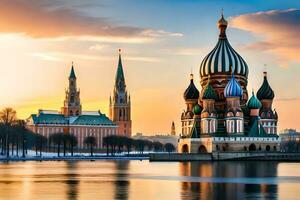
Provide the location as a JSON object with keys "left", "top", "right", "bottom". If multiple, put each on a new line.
{"left": 0, "top": 0, "right": 181, "bottom": 42}
{"left": 230, "top": 9, "right": 300, "bottom": 65}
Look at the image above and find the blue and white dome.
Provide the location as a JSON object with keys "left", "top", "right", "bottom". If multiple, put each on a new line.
{"left": 224, "top": 74, "right": 243, "bottom": 98}
{"left": 200, "top": 14, "right": 248, "bottom": 78}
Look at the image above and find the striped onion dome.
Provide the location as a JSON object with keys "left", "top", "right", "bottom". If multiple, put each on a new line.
{"left": 257, "top": 72, "right": 274, "bottom": 100}
{"left": 247, "top": 91, "right": 262, "bottom": 109}
{"left": 184, "top": 74, "right": 199, "bottom": 100}
{"left": 202, "top": 79, "right": 217, "bottom": 100}
{"left": 200, "top": 14, "right": 248, "bottom": 78}
{"left": 224, "top": 73, "right": 243, "bottom": 98}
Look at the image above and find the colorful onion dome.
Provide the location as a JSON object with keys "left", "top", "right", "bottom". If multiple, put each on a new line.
{"left": 257, "top": 72, "right": 274, "bottom": 100}
{"left": 193, "top": 104, "right": 202, "bottom": 115}
{"left": 184, "top": 74, "right": 199, "bottom": 100}
{"left": 224, "top": 73, "right": 243, "bottom": 98}
{"left": 200, "top": 14, "right": 248, "bottom": 78}
{"left": 247, "top": 91, "right": 262, "bottom": 109}
{"left": 202, "top": 79, "right": 217, "bottom": 100}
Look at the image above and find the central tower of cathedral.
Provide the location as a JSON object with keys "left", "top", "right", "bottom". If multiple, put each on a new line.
{"left": 109, "top": 49, "right": 132, "bottom": 137}
{"left": 199, "top": 13, "right": 249, "bottom": 132}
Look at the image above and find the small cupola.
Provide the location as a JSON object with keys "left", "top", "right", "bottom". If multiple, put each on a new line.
{"left": 224, "top": 72, "right": 243, "bottom": 98}
{"left": 257, "top": 71, "right": 274, "bottom": 100}
{"left": 247, "top": 91, "right": 262, "bottom": 109}
{"left": 184, "top": 74, "right": 199, "bottom": 101}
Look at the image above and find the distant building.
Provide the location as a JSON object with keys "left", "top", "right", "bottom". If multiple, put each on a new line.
{"left": 132, "top": 133, "right": 178, "bottom": 147}
{"left": 26, "top": 50, "right": 132, "bottom": 148}
{"left": 171, "top": 121, "right": 176, "bottom": 136}
{"left": 109, "top": 49, "right": 132, "bottom": 137}
{"left": 280, "top": 129, "right": 300, "bottom": 142}
{"left": 178, "top": 14, "right": 280, "bottom": 153}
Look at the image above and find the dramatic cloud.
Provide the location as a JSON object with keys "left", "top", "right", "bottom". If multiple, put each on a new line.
{"left": 0, "top": 0, "right": 182, "bottom": 42}
{"left": 230, "top": 9, "right": 300, "bottom": 65}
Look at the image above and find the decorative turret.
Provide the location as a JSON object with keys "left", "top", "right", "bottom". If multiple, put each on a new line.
{"left": 184, "top": 74, "right": 199, "bottom": 101}
{"left": 218, "top": 12, "right": 228, "bottom": 38}
{"left": 184, "top": 74, "right": 199, "bottom": 112}
{"left": 256, "top": 71, "right": 278, "bottom": 135}
{"left": 201, "top": 79, "right": 217, "bottom": 134}
{"left": 202, "top": 78, "right": 217, "bottom": 100}
{"left": 224, "top": 70, "right": 244, "bottom": 134}
{"left": 257, "top": 71, "right": 274, "bottom": 100}
{"left": 248, "top": 91, "right": 262, "bottom": 110}
{"left": 224, "top": 72, "right": 243, "bottom": 98}
{"left": 247, "top": 91, "right": 262, "bottom": 117}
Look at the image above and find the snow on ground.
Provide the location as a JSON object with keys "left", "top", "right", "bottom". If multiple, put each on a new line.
{"left": 0, "top": 150, "right": 168, "bottom": 161}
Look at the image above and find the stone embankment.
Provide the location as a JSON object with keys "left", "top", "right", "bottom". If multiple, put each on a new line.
{"left": 149, "top": 152, "right": 300, "bottom": 161}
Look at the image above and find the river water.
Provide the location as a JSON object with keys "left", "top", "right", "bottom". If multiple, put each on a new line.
{"left": 0, "top": 161, "right": 299, "bottom": 200}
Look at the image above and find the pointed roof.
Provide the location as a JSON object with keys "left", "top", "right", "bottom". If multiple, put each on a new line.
{"left": 202, "top": 78, "right": 217, "bottom": 100}
{"left": 115, "top": 49, "right": 125, "bottom": 84}
{"left": 184, "top": 74, "right": 199, "bottom": 100}
{"left": 257, "top": 71, "right": 274, "bottom": 100}
{"left": 224, "top": 71, "right": 243, "bottom": 98}
{"left": 247, "top": 91, "right": 262, "bottom": 109}
{"left": 69, "top": 62, "right": 76, "bottom": 78}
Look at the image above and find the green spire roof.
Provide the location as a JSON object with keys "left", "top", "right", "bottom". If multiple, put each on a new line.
{"left": 247, "top": 91, "right": 262, "bottom": 109}
{"left": 115, "top": 49, "right": 125, "bottom": 84}
{"left": 69, "top": 63, "right": 76, "bottom": 78}
{"left": 202, "top": 79, "right": 217, "bottom": 100}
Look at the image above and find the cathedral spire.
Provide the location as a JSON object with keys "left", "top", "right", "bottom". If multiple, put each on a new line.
{"left": 69, "top": 62, "right": 76, "bottom": 79}
{"left": 115, "top": 49, "right": 125, "bottom": 90}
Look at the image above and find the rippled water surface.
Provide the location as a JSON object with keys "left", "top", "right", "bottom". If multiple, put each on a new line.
{"left": 0, "top": 160, "right": 299, "bottom": 200}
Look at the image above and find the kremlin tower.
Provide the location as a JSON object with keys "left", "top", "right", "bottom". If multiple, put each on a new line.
{"left": 61, "top": 63, "right": 82, "bottom": 117}
{"left": 109, "top": 49, "right": 132, "bottom": 137}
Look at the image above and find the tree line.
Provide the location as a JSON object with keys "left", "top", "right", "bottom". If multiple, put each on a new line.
{"left": 0, "top": 107, "right": 175, "bottom": 158}
{"left": 103, "top": 135, "right": 176, "bottom": 156}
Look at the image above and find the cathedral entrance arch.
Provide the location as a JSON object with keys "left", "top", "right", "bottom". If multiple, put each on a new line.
{"left": 249, "top": 143, "right": 256, "bottom": 151}
{"left": 198, "top": 145, "right": 207, "bottom": 153}
{"left": 182, "top": 144, "right": 189, "bottom": 153}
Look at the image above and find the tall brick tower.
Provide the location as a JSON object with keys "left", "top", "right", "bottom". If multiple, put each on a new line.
{"left": 61, "top": 63, "right": 82, "bottom": 117}
{"left": 109, "top": 49, "right": 132, "bottom": 137}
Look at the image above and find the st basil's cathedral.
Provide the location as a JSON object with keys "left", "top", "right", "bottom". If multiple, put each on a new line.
{"left": 178, "top": 14, "right": 279, "bottom": 153}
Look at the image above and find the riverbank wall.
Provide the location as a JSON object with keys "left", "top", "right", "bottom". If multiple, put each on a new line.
{"left": 149, "top": 152, "right": 300, "bottom": 161}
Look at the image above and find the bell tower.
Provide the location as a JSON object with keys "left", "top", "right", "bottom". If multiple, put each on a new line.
{"left": 109, "top": 49, "right": 132, "bottom": 137}
{"left": 61, "top": 63, "right": 82, "bottom": 117}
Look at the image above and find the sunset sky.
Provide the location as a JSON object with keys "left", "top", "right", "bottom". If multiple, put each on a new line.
{"left": 1, "top": 0, "right": 300, "bottom": 135}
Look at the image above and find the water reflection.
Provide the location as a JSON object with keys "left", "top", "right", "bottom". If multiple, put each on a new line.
{"left": 180, "top": 161, "right": 278, "bottom": 200}
{"left": 65, "top": 161, "right": 79, "bottom": 200}
{"left": 113, "top": 161, "right": 130, "bottom": 200}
